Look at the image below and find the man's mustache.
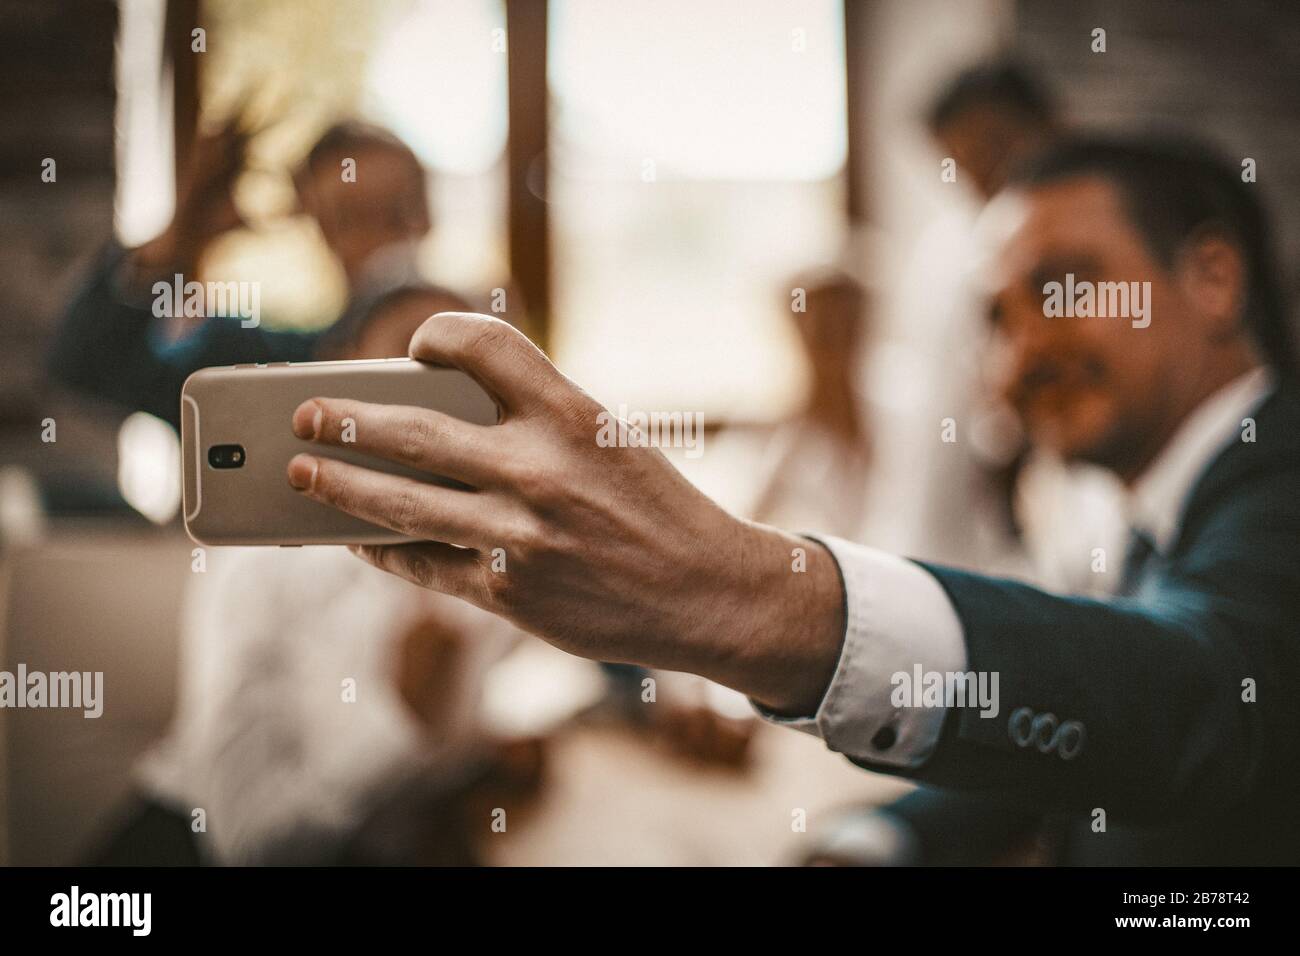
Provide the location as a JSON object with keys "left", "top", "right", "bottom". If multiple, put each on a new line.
{"left": 1009, "top": 357, "right": 1107, "bottom": 408}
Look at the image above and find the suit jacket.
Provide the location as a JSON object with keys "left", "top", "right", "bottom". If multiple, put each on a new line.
{"left": 874, "top": 377, "right": 1300, "bottom": 865}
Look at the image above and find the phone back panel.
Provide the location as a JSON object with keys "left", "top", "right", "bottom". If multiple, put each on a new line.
{"left": 181, "top": 358, "right": 498, "bottom": 546}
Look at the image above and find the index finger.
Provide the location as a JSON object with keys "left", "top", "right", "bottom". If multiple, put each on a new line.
{"left": 291, "top": 397, "right": 498, "bottom": 487}
{"left": 408, "top": 312, "right": 565, "bottom": 417}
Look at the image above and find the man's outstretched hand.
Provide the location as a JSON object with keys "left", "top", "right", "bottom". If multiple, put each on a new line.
{"left": 287, "top": 312, "right": 845, "bottom": 715}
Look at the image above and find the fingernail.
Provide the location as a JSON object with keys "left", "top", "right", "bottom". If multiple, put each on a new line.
{"left": 287, "top": 454, "right": 318, "bottom": 491}
{"left": 292, "top": 401, "right": 322, "bottom": 440}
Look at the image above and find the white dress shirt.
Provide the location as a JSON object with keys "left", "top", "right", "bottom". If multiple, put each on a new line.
{"left": 758, "top": 366, "right": 1275, "bottom": 767}
{"left": 137, "top": 546, "right": 518, "bottom": 863}
{"left": 1127, "top": 366, "right": 1272, "bottom": 554}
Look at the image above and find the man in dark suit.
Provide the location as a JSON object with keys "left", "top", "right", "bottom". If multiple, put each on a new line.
{"left": 812, "top": 138, "right": 1300, "bottom": 866}
{"left": 280, "top": 134, "right": 1300, "bottom": 866}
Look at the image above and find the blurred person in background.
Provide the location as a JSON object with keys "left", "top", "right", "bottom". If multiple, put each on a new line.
{"left": 618, "top": 267, "right": 873, "bottom": 770}
{"left": 635, "top": 270, "right": 873, "bottom": 790}
{"left": 744, "top": 268, "right": 875, "bottom": 539}
{"left": 593, "top": 282, "right": 865, "bottom": 772}
{"left": 883, "top": 60, "right": 1066, "bottom": 576}
{"left": 90, "top": 285, "right": 539, "bottom": 866}
{"left": 48, "top": 118, "right": 437, "bottom": 431}
{"left": 602, "top": 272, "right": 875, "bottom": 769}
{"left": 928, "top": 60, "right": 1063, "bottom": 202}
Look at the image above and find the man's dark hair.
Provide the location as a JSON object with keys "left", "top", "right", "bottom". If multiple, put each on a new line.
{"left": 926, "top": 60, "right": 1057, "bottom": 132}
{"left": 296, "top": 119, "right": 428, "bottom": 212}
{"left": 302, "top": 120, "right": 420, "bottom": 175}
{"left": 294, "top": 119, "right": 432, "bottom": 244}
{"left": 1007, "top": 134, "right": 1296, "bottom": 377}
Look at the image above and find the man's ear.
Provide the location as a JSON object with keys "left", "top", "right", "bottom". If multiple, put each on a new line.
{"left": 1178, "top": 232, "right": 1247, "bottom": 341}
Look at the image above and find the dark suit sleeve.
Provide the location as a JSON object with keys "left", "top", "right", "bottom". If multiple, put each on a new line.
{"left": 847, "top": 468, "right": 1300, "bottom": 825}
{"left": 48, "top": 243, "right": 320, "bottom": 429}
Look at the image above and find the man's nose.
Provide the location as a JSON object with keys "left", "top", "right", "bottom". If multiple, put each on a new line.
{"left": 1000, "top": 318, "right": 1060, "bottom": 403}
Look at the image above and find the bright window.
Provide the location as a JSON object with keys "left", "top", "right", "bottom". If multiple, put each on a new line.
{"left": 549, "top": 0, "right": 848, "bottom": 419}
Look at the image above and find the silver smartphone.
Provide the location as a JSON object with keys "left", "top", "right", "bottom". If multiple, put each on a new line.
{"left": 180, "top": 358, "right": 498, "bottom": 546}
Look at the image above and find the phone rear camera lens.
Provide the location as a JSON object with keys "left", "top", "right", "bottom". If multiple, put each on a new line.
{"left": 208, "top": 444, "right": 247, "bottom": 469}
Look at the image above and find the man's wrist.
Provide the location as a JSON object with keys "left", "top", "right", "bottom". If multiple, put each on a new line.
{"left": 719, "top": 523, "right": 846, "bottom": 717}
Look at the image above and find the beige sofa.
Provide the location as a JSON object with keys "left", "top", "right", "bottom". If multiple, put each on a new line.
{"left": 0, "top": 526, "right": 191, "bottom": 865}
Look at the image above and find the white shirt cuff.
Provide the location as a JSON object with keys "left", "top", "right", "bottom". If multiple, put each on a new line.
{"left": 754, "top": 535, "right": 967, "bottom": 768}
